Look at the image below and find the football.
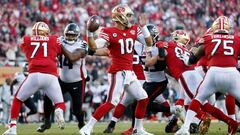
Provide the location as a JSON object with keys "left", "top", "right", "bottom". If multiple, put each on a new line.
{"left": 87, "top": 15, "right": 101, "bottom": 32}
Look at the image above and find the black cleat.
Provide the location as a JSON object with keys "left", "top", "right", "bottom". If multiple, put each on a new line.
{"left": 78, "top": 122, "right": 85, "bottom": 129}
{"left": 103, "top": 127, "right": 115, "bottom": 133}
{"left": 36, "top": 123, "right": 51, "bottom": 133}
{"left": 165, "top": 116, "right": 179, "bottom": 133}
{"left": 189, "top": 123, "right": 199, "bottom": 133}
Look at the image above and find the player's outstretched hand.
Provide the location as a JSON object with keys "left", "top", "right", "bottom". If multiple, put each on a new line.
{"left": 138, "top": 14, "right": 147, "bottom": 27}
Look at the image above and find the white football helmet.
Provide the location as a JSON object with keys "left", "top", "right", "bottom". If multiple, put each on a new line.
{"left": 32, "top": 22, "right": 50, "bottom": 36}
{"left": 211, "top": 16, "right": 231, "bottom": 34}
{"left": 112, "top": 4, "right": 134, "bottom": 28}
{"left": 171, "top": 30, "right": 190, "bottom": 46}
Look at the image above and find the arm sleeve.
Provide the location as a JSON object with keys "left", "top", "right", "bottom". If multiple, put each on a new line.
{"left": 95, "top": 38, "right": 108, "bottom": 49}
{"left": 136, "top": 26, "right": 147, "bottom": 46}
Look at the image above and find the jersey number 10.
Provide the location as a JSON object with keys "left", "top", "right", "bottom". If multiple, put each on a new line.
{"left": 119, "top": 38, "right": 134, "bottom": 54}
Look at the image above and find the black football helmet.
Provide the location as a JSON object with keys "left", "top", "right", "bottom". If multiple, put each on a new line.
{"left": 64, "top": 23, "right": 80, "bottom": 42}
{"left": 146, "top": 24, "right": 160, "bottom": 44}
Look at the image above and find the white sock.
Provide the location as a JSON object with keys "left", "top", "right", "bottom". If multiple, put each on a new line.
{"left": 183, "top": 110, "right": 197, "bottom": 130}
{"left": 85, "top": 117, "right": 97, "bottom": 129}
{"left": 111, "top": 117, "right": 118, "bottom": 122}
{"left": 134, "top": 118, "right": 143, "bottom": 130}
{"left": 192, "top": 116, "right": 201, "bottom": 125}
{"left": 229, "top": 114, "right": 236, "bottom": 120}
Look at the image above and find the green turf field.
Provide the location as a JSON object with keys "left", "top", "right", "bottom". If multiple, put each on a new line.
{"left": 0, "top": 122, "right": 235, "bottom": 135}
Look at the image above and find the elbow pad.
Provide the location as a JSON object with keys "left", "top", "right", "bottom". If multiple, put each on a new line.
{"left": 158, "top": 48, "right": 166, "bottom": 57}
{"left": 88, "top": 49, "right": 96, "bottom": 56}
{"left": 188, "top": 52, "right": 199, "bottom": 65}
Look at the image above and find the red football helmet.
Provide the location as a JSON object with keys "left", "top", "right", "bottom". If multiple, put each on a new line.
{"left": 32, "top": 22, "right": 50, "bottom": 36}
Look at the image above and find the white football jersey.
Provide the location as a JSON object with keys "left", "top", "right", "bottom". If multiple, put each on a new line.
{"left": 58, "top": 37, "right": 88, "bottom": 83}
{"left": 143, "top": 45, "right": 166, "bottom": 82}
{"left": 13, "top": 72, "right": 26, "bottom": 95}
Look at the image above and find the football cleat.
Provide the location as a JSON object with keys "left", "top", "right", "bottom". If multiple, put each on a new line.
{"left": 2, "top": 125, "right": 17, "bottom": 135}
{"left": 121, "top": 127, "right": 133, "bottom": 135}
{"left": 189, "top": 123, "right": 199, "bottom": 134}
{"left": 36, "top": 122, "right": 51, "bottom": 133}
{"left": 55, "top": 108, "right": 65, "bottom": 130}
{"left": 103, "top": 127, "right": 114, "bottom": 133}
{"left": 165, "top": 116, "right": 179, "bottom": 133}
{"left": 175, "top": 126, "right": 190, "bottom": 135}
{"left": 79, "top": 126, "right": 92, "bottom": 135}
{"left": 199, "top": 114, "right": 211, "bottom": 135}
{"left": 228, "top": 122, "right": 240, "bottom": 135}
{"left": 132, "top": 129, "right": 154, "bottom": 135}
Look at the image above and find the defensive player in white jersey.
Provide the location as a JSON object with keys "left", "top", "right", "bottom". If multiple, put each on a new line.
{"left": 10, "top": 63, "right": 37, "bottom": 119}
{"left": 36, "top": 23, "right": 88, "bottom": 132}
{"left": 80, "top": 4, "right": 153, "bottom": 135}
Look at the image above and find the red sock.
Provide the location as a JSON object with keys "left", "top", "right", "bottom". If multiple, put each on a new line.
{"left": 175, "top": 99, "right": 184, "bottom": 107}
{"left": 135, "top": 98, "right": 149, "bottom": 119}
{"left": 162, "top": 101, "right": 170, "bottom": 107}
{"left": 55, "top": 102, "right": 65, "bottom": 111}
{"left": 113, "top": 104, "right": 126, "bottom": 119}
{"left": 189, "top": 99, "right": 206, "bottom": 120}
{"left": 10, "top": 97, "right": 23, "bottom": 127}
{"left": 202, "top": 103, "right": 236, "bottom": 125}
{"left": 93, "top": 102, "right": 114, "bottom": 121}
{"left": 226, "top": 95, "right": 235, "bottom": 115}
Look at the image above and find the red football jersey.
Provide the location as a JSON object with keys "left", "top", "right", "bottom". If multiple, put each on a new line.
{"left": 99, "top": 25, "right": 141, "bottom": 73}
{"left": 197, "top": 55, "right": 208, "bottom": 67}
{"left": 20, "top": 35, "right": 62, "bottom": 76}
{"left": 159, "top": 41, "right": 193, "bottom": 80}
{"left": 202, "top": 34, "right": 240, "bottom": 67}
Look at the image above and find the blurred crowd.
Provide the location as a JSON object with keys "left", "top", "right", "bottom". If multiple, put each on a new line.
{"left": 0, "top": 0, "right": 240, "bottom": 125}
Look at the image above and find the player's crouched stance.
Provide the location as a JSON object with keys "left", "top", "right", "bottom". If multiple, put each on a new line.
{"left": 80, "top": 4, "right": 153, "bottom": 135}
{"left": 2, "top": 22, "right": 66, "bottom": 135}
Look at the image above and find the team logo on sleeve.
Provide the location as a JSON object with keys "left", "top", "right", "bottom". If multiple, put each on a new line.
{"left": 113, "top": 33, "right": 117, "bottom": 38}
{"left": 130, "top": 30, "right": 135, "bottom": 35}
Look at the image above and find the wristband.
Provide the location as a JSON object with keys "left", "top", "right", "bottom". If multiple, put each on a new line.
{"left": 141, "top": 25, "right": 151, "bottom": 38}
{"left": 146, "top": 46, "right": 152, "bottom": 53}
{"left": 87, "top": 31, "right": 94, "bottom": 37}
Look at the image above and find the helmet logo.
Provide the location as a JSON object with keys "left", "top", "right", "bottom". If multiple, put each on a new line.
{"left": 116, "top": 7, "right": 125, "bottom": 13}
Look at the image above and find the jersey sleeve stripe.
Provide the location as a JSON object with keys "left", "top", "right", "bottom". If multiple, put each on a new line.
{"left": 99, "top": 35, "right": 109, "bottom": 41}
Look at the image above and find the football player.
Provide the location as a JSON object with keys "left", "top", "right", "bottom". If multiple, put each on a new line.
{"left": 103, "top": 24, "right": 182, "bottom": 135}
{"left": 176, "top": 16, "right": 240, "bottom": 135}
{"left": 3, "top": 22, "right": 66, "bottom": 135}
{"left": 36, "top": 23, "right": 88, "bottom": 132}
{"left": 80, "top": 4, "right": 153, "bottom": 135}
